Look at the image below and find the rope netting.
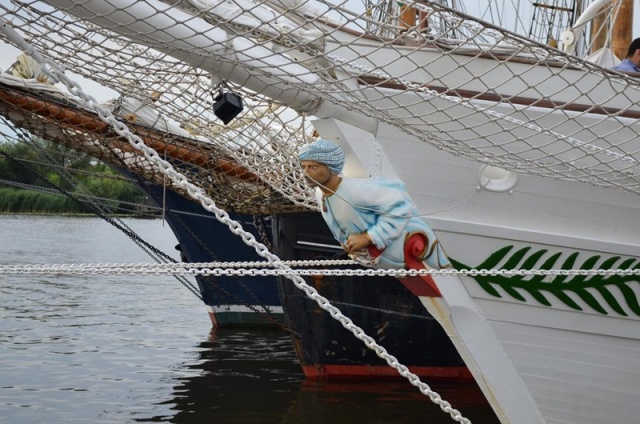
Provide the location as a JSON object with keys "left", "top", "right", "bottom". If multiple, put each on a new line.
{"left": 0, "top": 0, "right": 638, "bottom": 212}
{"left": 0, "top": 66, "right": 315, "bottom": 214}
{"left": 0, "top": 0, "right": 320, "bottom": 214}
{"left": 0, "top": 24, "right": 478, "bottom": 422}
{"left": 1, "top": 3, "right": 638, "bottom": 422}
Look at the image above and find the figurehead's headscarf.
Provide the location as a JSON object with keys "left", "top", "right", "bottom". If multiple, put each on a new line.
{"left": 297, "top": 139, "right": 345, "bottom": 174}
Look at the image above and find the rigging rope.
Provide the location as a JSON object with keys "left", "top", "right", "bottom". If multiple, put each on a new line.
{"left": 0, "top": 145, "right": 202, "bottom": 300}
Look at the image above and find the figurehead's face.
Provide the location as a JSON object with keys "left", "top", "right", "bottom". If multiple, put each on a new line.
{"left": 300, "top": 160, "right": 332, "bottom": 188}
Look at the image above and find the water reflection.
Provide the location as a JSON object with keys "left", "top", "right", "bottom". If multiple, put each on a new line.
{"left": 292, "top": 379, "right": 498, "bottom": 424}
{"left": 0, "top": 217, "right": 499, "bottom": 424}
{"left": 149, "top": 329, "right": 303, "bottom": 423}
{"left": 155, "top": 329, "right": 499, "bottom": 424}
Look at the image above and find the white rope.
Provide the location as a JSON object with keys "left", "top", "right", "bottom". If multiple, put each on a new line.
{"left": 0, "top": 18, "right": 470, "bottom": 424}
{"left": 1, "top": 263, "right": 638, "bottom": 277}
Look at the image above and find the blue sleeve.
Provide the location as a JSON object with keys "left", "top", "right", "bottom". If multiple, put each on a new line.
{"left": 612, "top": 60, "right": 640, "bottom": 72}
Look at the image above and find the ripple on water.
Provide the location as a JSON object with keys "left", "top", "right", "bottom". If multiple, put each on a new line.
{"left": 0, "top": 217, "right": 499, "bottom": 424}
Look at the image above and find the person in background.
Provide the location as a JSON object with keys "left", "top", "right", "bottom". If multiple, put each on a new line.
{"left": 298, "top": 138, "right": 450, "bottom": 270}
{"left": 611, "top": 38, "right": 640, "bottom": 73}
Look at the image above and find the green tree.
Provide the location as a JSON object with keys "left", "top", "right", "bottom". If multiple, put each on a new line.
{"left": 0, "top": 137, "right": 150, "bottom": 214}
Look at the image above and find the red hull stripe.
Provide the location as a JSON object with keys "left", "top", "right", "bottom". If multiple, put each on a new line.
{"left": 302, "top": 365, "right": 473, "bottom": 380}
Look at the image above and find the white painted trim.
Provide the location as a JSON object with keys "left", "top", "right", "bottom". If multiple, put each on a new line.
{"left": 296, "top": 240, "right": 343, "bottom": 250}
{"left": 430, "top": 216, "right": 640, "bottom": 257}
{"left": 206, "top": 305, "right": 284, "bottom": 314}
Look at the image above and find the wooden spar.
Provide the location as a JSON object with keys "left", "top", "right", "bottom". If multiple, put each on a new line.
{"left": 0, "top": 83, "right": 262, "bottom": 184}
{"left": 398, "top": 3, "right": 417, "bottom": 29}
{"left": 611, "top": 0, "right": 633, "bottom": 60}
{"left": 112, "top": 133, "right": 260, "bottom": 183}
{"left": 0, "top": 87, "right": 110, "bottom": 133}
{"left": 590, "top": 3, "right": 609, "bottom": 54}
{"left": 398, "top": 1, "right": 429, "bottom": 32}
{"left": 590, "top": 0, "right": 634, "bottom": 59}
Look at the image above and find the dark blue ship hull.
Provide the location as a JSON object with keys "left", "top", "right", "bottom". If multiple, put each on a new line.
{"left": 139, "top": 183, "right": 283, "bottom": 328}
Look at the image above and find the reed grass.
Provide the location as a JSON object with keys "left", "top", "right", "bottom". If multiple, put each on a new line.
{"left": 0, "top": 188, "right": 85, "bottom": 214}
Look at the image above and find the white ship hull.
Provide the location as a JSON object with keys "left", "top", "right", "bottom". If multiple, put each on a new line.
{"left": 322, "top": 118, "right": 640, "bottom": 423}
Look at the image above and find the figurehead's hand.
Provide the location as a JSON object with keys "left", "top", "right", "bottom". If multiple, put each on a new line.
{"left": 345, "top": 232, "right": 373, "bottom": 253}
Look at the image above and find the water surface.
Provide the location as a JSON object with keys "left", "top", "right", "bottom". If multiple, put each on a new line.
{"left": 0, "top": 215, "right": 499, "bottom": 423}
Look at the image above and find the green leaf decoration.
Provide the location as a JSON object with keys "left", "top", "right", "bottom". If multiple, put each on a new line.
{"left": 600, "top": 256, "right": 622, "bottom": 269}
{"left": 619, "top": 258, "right": 637, "bottom": 270}
{"left": 551, "top": 289, "right": 582, "bottom": 311}
{"left": 450, "top": 258, "right": 501, "bottom": 297}
{"left": 573, "top": 288, "right": 606, "bottom": 314}
{"left": 521, "top": 249, "right": 548, "bottom": 270}
{"left": 477, "top": 246, "right": 515, "bottom": 270}
{"left": 527, "top": 252, "right": 562, "bottom": 285}
{"left": 454, "top": 246, "right": 640, "bottom": 316}
{"left": 595, "top": 286, "right": 626, "bottom": 316}
{"left": 590, "top": 256, "right": 627, "bottom": 316}
{"left": 619, "top": 284, "right": 640, "bottom": 316}
{"left": 525, "top": 288, "right": 551, "bottom": 306}
{"left": 500, "top": 283, "right": 527, "bottom": 302}
{"left": 550, "top": 252, "right": 579, "bottom": 284}
{"left": 502, "top": 247, "right": 531, "bottom": 270}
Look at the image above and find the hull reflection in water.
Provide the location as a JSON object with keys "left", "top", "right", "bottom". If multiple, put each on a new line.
{"left": 161, "top": 328, "right": 499, "bottom": 423}
{"left": 164, "top": 328, "right": 302, "bottom": 423}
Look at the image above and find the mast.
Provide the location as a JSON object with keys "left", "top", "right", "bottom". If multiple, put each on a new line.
{"left": 611, "top": 0, "right": 633, "bottom": 59}
{"left": 590, "top": 0, "right": 633, "bottom": 58}
{"left": 399, "top": 2, "right": 417, "bottom": 29}
{"left": 590, "top": 2, "right": 608, "bottom": 53}
{"left": 398, "top": 1, "right": 430, "bottom": 32}
{"left": 563, "top": 0, "right": 631, "bottom": 56}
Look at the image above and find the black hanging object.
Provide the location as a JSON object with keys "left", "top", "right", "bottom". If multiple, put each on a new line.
{"left": 213, "top": 91, "right": 244, "bottom": 125}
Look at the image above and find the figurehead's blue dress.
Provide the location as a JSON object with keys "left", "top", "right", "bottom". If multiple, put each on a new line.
{"left": 318, "top": 177, "right": 450, "bottom": 270}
